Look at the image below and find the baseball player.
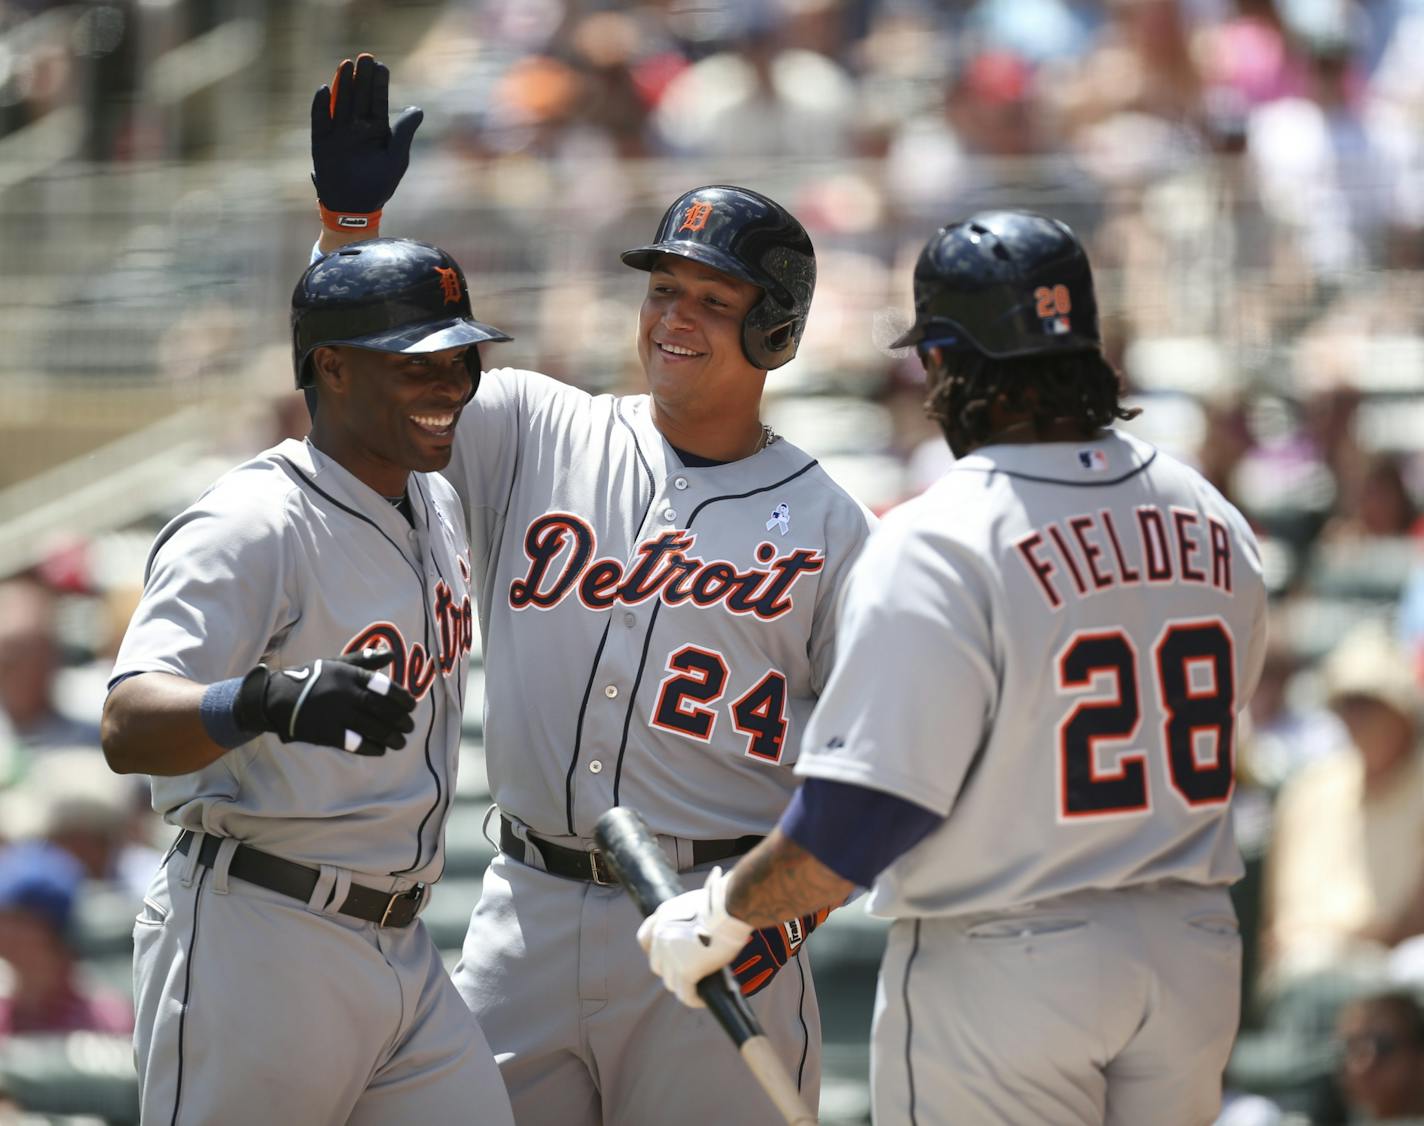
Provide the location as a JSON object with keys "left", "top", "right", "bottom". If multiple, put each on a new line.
{"left": 310, "top": 55, "right": 875, "bottom": 1124}
{"left": 639, "top": 211, "right": 1270, "bottom": 1125}
{"left": 101, "top": 239, "right": 516, "bottom": 1125}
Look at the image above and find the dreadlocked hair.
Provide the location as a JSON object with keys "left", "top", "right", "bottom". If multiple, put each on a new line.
{"left": 924, "top": 349, "right": 1140, "bottom": 450}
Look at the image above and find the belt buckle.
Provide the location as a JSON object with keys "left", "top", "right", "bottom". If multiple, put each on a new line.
{"left": 380, "top": 882, "right": 426, "bottom": 927}
{"left": 588, "top": 850, "right": 615, "bottom": 887}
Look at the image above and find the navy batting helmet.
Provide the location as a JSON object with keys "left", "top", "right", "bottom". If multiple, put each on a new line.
{"left": 891, "top": 211, "right": 1100, "bottom": 359}
{"left": 291, "top": 238, "right": 511, "bottom": 392}
{"left": 621, "top": 185, "right": 815, "bottom": 371}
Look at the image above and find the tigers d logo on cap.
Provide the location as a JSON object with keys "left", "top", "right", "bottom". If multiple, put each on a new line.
{"left": 434, "top": 266, "right": 462, "bottom": 304}
{"left": 678, "top": 202, "right": 714, "bottom": 233}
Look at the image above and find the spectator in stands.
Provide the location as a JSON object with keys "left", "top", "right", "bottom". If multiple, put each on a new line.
{"left": 0, "top": 840, "right": 131, "bottom": 1035}
{"left": 563, "top": 11, "right": 661, "bottom": 160}
{"left": 1320, "top": 450, "right": 1422, "bottom": 542}
{"left": 1198, "top": 0, "right": 1308, "bottom": 118}
{"left": 962, "top": 0, "right": 1097, "bottom": 64}
{"left": 1055, "top": 0, "right": 1209, "bottom": 168}
{"left": 1245, "top": 29, "right": 1421, "bottom": 279}
{"left": 883, "top": 47, "right": 1076, "bottom": 224}
{"left": 1241, "top": 635, "right": 1345, "bottom": 790}
{"left": 650, "top": 3, "right": 857, "bottom": 160}
{"left": 1261, "top": 620, "right": 1424, "bottom": 991}
{"left": 0, "top": 747, "right": 160, "bottom": 899}
{"left": 0, "top": 578, "right": 101, "bottom": 755}
{"left": 1333, "top": 990, "right": 1424, "bottom": 1121}
{"left": 1193, "top": 392, "right": 1258, "bottom": 511}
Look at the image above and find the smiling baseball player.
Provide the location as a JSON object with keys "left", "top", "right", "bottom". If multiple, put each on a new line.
{"left": 638, "top": 211, "right": 1270, "bottom": 1125}
{"left": 309, "top": 54, "right": 875, "bottom": 1124}
{"left": 102, "top": 240, "right": 515, "bottom": 1125}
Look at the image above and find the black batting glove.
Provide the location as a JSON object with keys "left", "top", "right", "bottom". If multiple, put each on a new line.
{"left": 310, "top": 53, "right": 423, "bottom": 229}
{"left": 235, "top": 649, "right": 416, "bottom": 757}
{"left": 730, "top": 907, "right": 831, "bottom": 998}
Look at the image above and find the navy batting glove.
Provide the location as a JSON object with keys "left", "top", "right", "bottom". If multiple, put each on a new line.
{"left": 310, "top": 53, "right": 423, "bottom": 228}
{"left": 730, "top": 907, "right": 831, "bottom": 997}
{"left": 235, "top": 649, "right": 416, "bottom": 757}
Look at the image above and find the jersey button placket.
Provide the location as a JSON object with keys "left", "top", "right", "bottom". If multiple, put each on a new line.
{"left": 604, "top": 685, "right": 618, "bottom": 699}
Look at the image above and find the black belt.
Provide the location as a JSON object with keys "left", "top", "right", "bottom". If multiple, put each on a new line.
{"left": 499, "top": 814, "right": 761, "bottom": 887}
{"left": 174, "top": 830, "right": 426, "bottom": 928}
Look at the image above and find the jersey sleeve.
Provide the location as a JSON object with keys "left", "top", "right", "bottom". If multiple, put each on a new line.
{"left": 795, "top": 510, "right": 996, "bottom": 817}
{"left": 111, "top": 482, "right": 299, "bottom": 687}
{"left": 780, "top": 777, "right": 943, "bottom": 887}
{"left": 806, "top": 495, "right": 877, "bottom": 694}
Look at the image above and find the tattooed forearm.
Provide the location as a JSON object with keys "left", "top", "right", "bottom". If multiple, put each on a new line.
{"left": 725, "top": 828, "right": 855, "bottom": 927}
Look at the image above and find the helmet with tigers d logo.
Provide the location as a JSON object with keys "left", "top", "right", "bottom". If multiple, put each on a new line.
{"left": 291, "top": 238, "right": 510, "bottom": 392}
{"left": 621, "top": 186, "right": 815, "bottom": 371}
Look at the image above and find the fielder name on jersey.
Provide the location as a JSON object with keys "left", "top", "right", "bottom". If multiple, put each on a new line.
{"left": 1014, "top": 502, "right": 1235, "bottom": 609}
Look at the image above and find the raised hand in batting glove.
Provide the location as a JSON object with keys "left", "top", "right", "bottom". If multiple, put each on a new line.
{"left": 235, "top": 648, "right": 415, "bottom": 757}
{"left": 636, "top": 866, "right": 753, "bottom": 1009}
{"left": 310, "top": 53, "right": 423, "bottom": 231}
{"left": 730, "top": 906, "right": 831, "bottom": 998}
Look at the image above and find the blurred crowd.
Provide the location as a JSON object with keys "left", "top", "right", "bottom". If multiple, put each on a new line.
{"left": 6, "top": 0, "right": 1424, "bottom": 1122}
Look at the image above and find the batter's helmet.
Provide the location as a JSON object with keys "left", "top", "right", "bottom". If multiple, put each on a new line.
{"left": 291, "top": 238, "right": 511, "bottom": 391}
{"left": 621, "top": 185, "right": 815, "bottom": 370}
{"left": 891, "top": 211, "right": 1100, "bottom": 359}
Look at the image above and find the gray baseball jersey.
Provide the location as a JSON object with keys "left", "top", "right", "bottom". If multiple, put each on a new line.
{"left": 114, "top": 438, "right": 471, "bottom": 879}
{"left": 449, "top": 368, "right": 873, "bottom": 840}
{"left": 798, "top": 428, "right": 1266, "bottom": 914}
{"left": 112, "top": 438, "right": 512, "bottom": 1125}
{"left": 445, "top": 367, "right": 873, "bottom": 1123}
{"left": 795, "top": 427, "right": 1267, "bottom": 1124}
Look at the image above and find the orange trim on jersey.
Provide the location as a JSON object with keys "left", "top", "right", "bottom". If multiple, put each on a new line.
{"left": 731, "top": 668, "right": 789, "bottom": 763}
{"left": 1207, "top": 517, "right": 1233, "bottom": 592}
{"left": 1171, "top": 508, "right": 1207, "bottom": 583}
{"left": 1100, "top": 509, "right": 1141, "bottom": 584}
{"left": 1151, "top": 617, "right": 1237, "bottom": 810}
{"left": 1014, "top": 531, "right": 1062, "bottom": 610}
{"left": 1136, "top": 507, "right": 1173, "bottom": 583}
{"left": 651, "top": 644, "right": 727, "bottom": 743}
{"left": 1068, "top": 514, "right": 1114, "bottom": 590}
{"left": 1054, "top": 628, "right": 1150, "bottom": 820}
{"left": 1047, "top": 524, "right": 1088, "bottom": 596}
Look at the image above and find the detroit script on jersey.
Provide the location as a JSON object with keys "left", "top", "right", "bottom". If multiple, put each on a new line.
{"left": 507, "top": 512, "right": 825, "bottom": 619}
{"left": 346, "top": 569, "right": 475, "bottom": 698}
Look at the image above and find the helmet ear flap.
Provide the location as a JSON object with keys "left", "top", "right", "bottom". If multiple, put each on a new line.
{"left": 764, "top": 322, "right": 795, "bottom": 353}
{"left": 741, "top": 296, "right": 804, "bottom": 371}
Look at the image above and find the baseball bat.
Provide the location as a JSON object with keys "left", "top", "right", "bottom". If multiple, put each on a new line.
{"left": 594, "top": 807, "right": 818, "bottom": 1126}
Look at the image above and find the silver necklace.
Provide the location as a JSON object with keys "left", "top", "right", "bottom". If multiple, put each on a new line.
{"left": 756, "top": 423, "right": 778, "bottom": 453}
